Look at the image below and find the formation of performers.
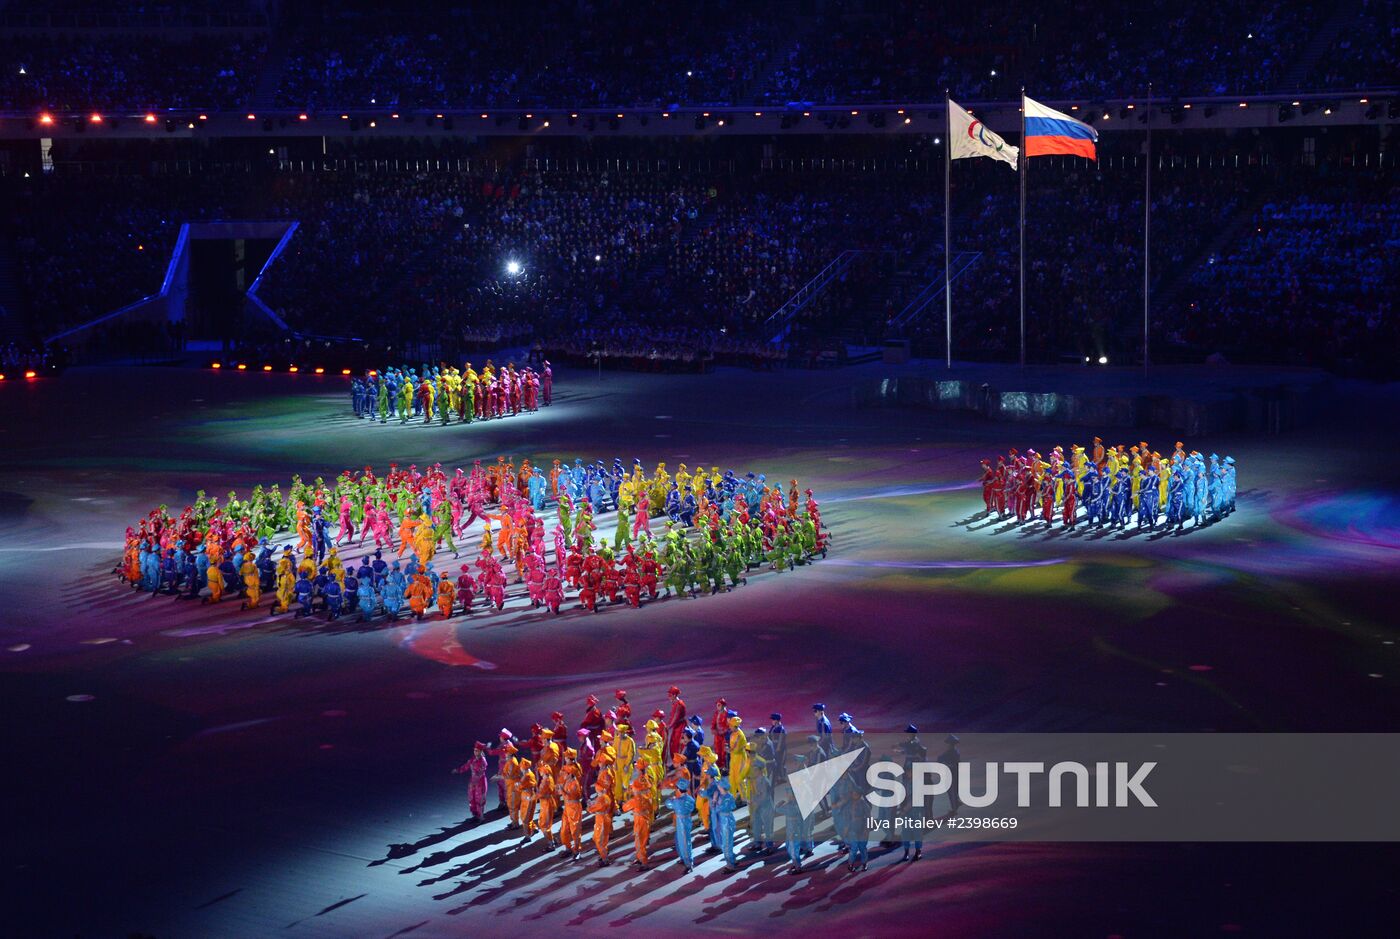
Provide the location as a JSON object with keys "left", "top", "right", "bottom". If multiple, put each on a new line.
{"left": 349, "top": 359, "right": 553, "bottom": 424}
{"left": 118, "top": 457, "right": 830, "bottom": 621}
{"left": 453, "top": 688, "right": 948, "bottom": 874}
{"left": 979, "top": 437, "right": 1238, "bottom": 531}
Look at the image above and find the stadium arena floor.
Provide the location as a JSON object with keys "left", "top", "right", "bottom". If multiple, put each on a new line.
{"left": 2, "top": 362, "right": 1397, "bottom": 937}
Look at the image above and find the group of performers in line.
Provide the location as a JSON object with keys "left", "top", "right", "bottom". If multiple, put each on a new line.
{"left": 118, "top": 457, "right": 831, "bottom": 621}
{"left": 979, "top": 437, "right": 1237, "bottom": 531}
{"left": 348, "top": 359, "right": 553, "bottom": 425}
{"left": 452, "top": 688, "right": 954, "bottom": 874}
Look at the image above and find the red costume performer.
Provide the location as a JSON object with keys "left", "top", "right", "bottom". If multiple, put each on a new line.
{"left": 665, "top": 686, "right": 687, "bottom": 760}
{"left": 711, "top": 698, "right": 730, "bottom": 769}
{"left": 1061, "top": 474, "right": 1078, "bottom": 527}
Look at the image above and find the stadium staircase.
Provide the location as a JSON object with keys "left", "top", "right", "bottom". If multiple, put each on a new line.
{"left": 732, "top": 0, "right": 819, "bottom": 106}
{"left": 765, "top": 249, "right": 864, "bottom": 343}
{"left": 249, "top": 17, "right": 294, "bottom": 110}
{"left": 885, "top": 251, "right": 984, "bottom": 333}
{"left": 1280, "top": 0, "right": 1363, "bottom": 90}
{"left": 1149, "top": 189, "right": 1273, "bottom": 319}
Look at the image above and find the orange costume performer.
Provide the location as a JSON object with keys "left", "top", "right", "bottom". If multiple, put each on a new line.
{"left": 559, "top": 762, "right": 585, "bottom": 856}
{"left": 535, "top": 767, "right": 559, "bottom": 846}
{"left": 518, "top": 760, "right": 539, "bottom": 838}
{"left": 500, "top": 745, "right": 523, "bottom": 828}
{"left": 397, "top": 512, "right": 421, "bottom": 557}
{"left": 623, "top": 770, "right": 654, "bottom": 867}
{"left": 695, "top": 746, "right": 717, "bottom": 829}
{"left": 436, "top": 578, "right": 456, "bottom": 617}
{"left": 295, "top": 502, "right": 312, "bottom": 553}
{"left": 588, "top": 783, "right": 614, "bottom": 865}
{"left": 405, "top": 574, "right": 433, "bottom": 618}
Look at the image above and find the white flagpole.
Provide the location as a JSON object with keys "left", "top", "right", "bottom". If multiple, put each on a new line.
{"left": 945, "top": 88, "right": 952, "bottom": 370}
{"left": 1019, "top": 88, "right": 1027, "bottom": 367}
{"left": 1143, "top": 82, "right": 1152, "bottom": 370}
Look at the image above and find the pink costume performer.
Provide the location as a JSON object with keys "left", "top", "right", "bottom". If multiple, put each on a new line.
{"left": 632, "top": 491, "right": 651, "bottom": 539}
{"left": 454, "top": 743, "right": 491, "bottom": 820}
{"left": 336, "top": 496, "right": 356, "bottom": 545}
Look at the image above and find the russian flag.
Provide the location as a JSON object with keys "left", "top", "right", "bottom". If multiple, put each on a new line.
{"left": 1024, "top": 95, "right": 1098, "bottom": 160}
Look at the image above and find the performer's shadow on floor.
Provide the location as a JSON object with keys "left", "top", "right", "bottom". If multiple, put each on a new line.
{"left": 372, "top": 815, "right": 487, "bottom": 867}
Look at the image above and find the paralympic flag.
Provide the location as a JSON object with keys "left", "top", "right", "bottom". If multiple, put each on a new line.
{"left": 949, "top": 98, "right": 1018, "bottom": 169}
{"left": 1024, "top": 95, "right": 1098, "bottom": 160}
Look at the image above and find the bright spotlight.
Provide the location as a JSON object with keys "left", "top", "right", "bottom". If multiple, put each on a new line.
{"left": 1097, "top": 356, "right": 1109, "bottom": 365}
{"left": 505, "top": 260, "right": 523, "bottom": 276}
{"left": 594, "top": 254, "right": 602, "bottom": 262}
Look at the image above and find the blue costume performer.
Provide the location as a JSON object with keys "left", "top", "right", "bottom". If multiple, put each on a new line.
{"left": 713, "top": 778, "right": 740, "bottom": 869}
{"left": 667, "top": 779, "right": 697, "bottom": 872}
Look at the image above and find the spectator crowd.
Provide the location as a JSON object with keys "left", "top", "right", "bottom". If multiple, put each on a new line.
{"left": 2, "top": 137, "right": 1393, "bottom": 375}
{"left": 1, "top": 0, "right": 1390, "bottom": 115}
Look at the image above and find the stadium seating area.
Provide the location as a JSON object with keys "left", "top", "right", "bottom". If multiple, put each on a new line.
{"left": 0, "top": 33, "right": 265, "bottom": 110}
{"left": 4, "top": 130, "right": 1392, "bottom": 375}
{"left": 0, "top": 0, "right": 1390, "bottom": 114}
{"left": 1306, "top": 0, "right": 1398, "bottom": 92}
{"left": 1168, "top": 174, "right": 1398, "bottom": 370}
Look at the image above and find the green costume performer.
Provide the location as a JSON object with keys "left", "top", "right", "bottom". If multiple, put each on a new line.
{"left": 613, "top": 504, "right": 631, "bottom": 552}
{"left": 434, "top": 504, "right": 457, "bottom": 556}
{"left": 558, "top": 496, "right": 574, "bottom": 545}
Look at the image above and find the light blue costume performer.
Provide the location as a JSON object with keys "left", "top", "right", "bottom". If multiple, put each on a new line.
{"left": 382, "top": 563, "right": 407, "bottom": 619}
{"left": 667, "top": 778, "right": 697, "bottom": 872}
{"left": 1192, "top": 458, "right": 1208, "bottom": 527}
{"left": 1207, "top": 454, "right": 1223, "bottom": 520}
{"left": 192, "top": 544, "right": 210, "bottom": 597}
{"left": 1223, "top": 457, "right": 1236, "bottom": 514}
{"left": 702, "top": 766, "right": 723, "bottom": 853}
{"left": 528, "top": 471, "right": 547, "bottom": 511}
{"left": 359, "top": 575, "right": 380, "bottom": 621}
{"left": 138, "top": 542, "right": 156, "bottom": 591}
{"left": 713, "top": 778, "right": 741, "bottom": 869}
{"left": 845, "top": 781, "right": 871, "bottom": 871}
{"left": 898, "top": 725, "right": 928, "bottom": 861}
{"left": 777, "top": 781, "right": 811, "bottom": 871}
{"left": 747, "top": 755, "right": 775, "bottom": 854}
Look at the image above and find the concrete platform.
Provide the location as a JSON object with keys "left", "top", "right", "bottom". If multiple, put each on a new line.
{"left": 854, "top": 361, "right": 1333, "bottom": 434}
